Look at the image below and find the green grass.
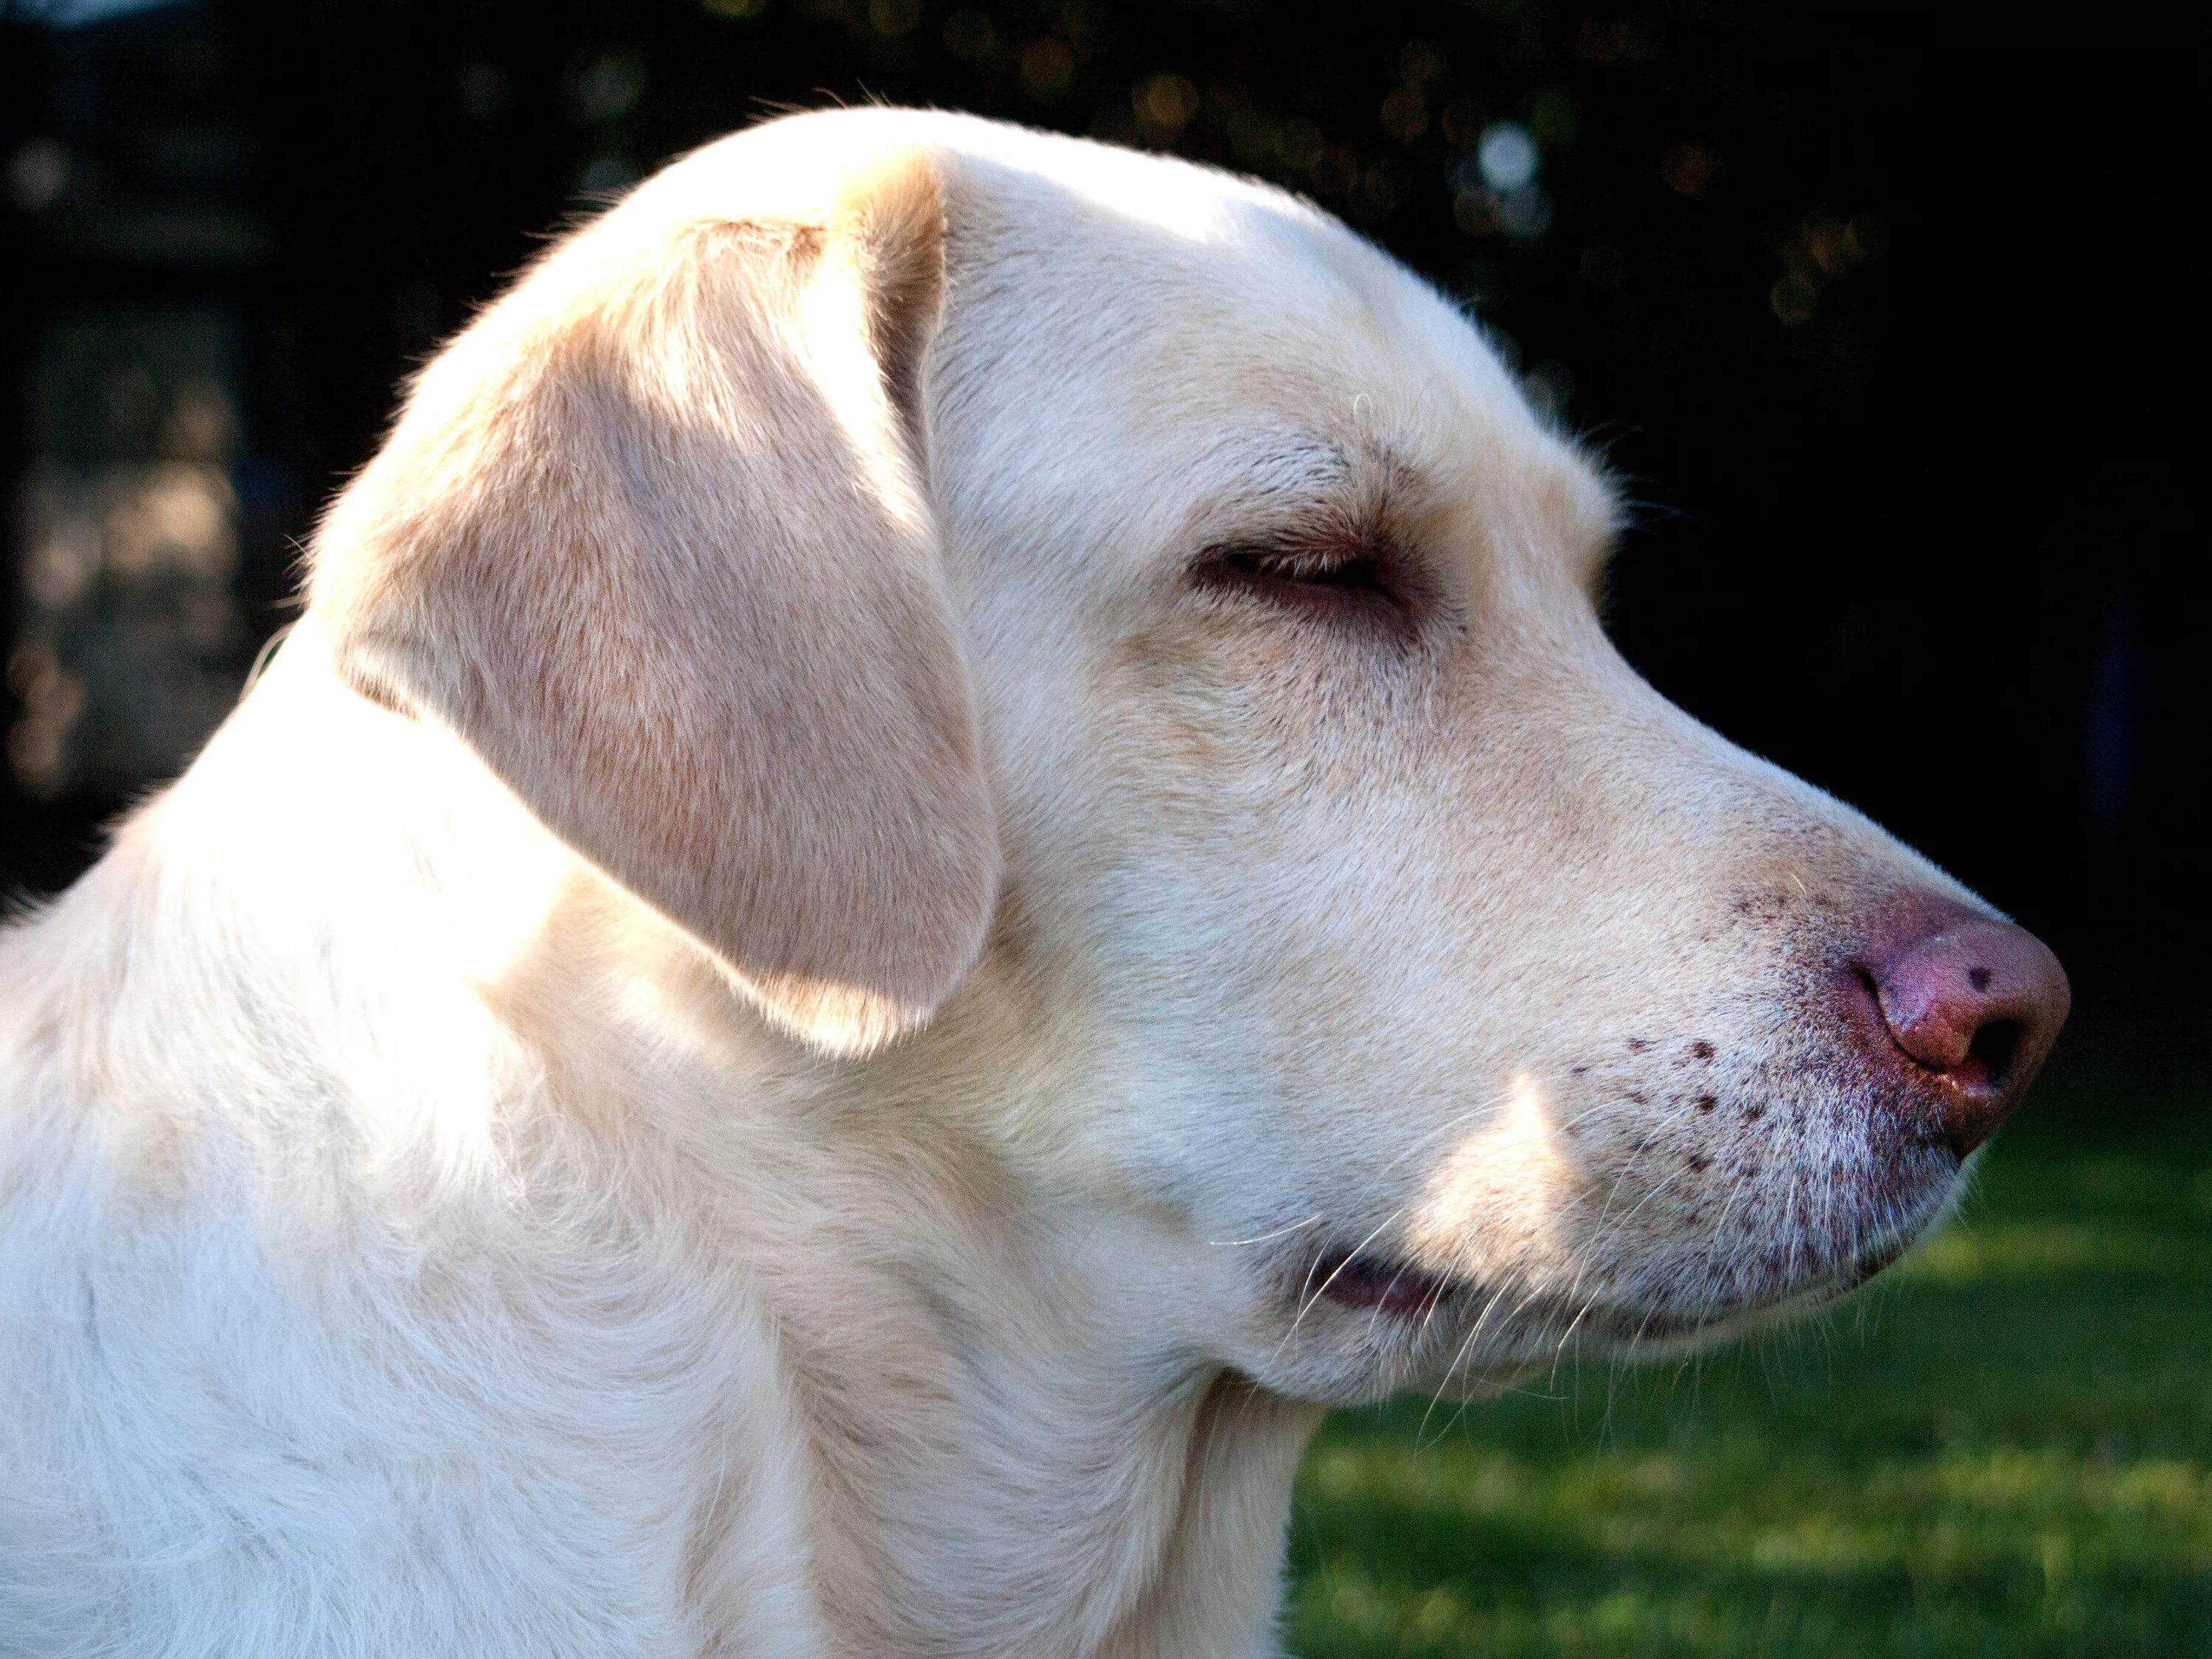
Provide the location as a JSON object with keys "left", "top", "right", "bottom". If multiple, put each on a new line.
{"left": 1284, "top": 1052, "right": 2212, "bottom": 1657}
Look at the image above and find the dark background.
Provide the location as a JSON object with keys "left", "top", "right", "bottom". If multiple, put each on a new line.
{"left": 3, "top": 0, "right": 2203, "bottom": 1032}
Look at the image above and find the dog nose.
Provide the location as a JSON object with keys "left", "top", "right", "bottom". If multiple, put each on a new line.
{"left": 1860, "top": 914, "right": 2070, "bottom": 1156}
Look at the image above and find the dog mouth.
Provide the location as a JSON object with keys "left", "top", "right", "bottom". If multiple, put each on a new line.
{"left": 1310, "top": 1249, "right": 1458, "bottom": 1318}
{"left": 1306, "top": 1225, "right": 1921, "bottom": 1345}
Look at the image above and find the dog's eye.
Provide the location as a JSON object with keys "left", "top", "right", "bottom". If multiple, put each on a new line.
{"left": 1193, "top": 541, "right": 1409, "bottom": 629}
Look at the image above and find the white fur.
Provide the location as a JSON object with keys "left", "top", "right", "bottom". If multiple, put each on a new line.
{"left": 3, "top": 111, "right": 1989, "bottom": 1657}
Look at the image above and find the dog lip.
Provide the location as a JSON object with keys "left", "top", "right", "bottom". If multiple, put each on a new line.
{"left": 1304, "top": 1234, "right": 1903, "bottom": 1334}
{"left": 1306, "top": 1199, "right": 1935, "bottom": 1344}
{"left": 1359, "top": 1224, "right": 1926, "bottom": 1350}
{"left": 1310, "top": 1250, "right": 1455, "bottom": 1318}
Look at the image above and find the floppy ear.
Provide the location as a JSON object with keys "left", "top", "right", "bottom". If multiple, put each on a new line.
{"left": 308, "top": 153, "right": 998, "bottom": 1055}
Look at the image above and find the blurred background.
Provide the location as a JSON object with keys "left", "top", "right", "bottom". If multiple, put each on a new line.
{"left": 2, "top": 1, "right": 2205, "bottom": 1653}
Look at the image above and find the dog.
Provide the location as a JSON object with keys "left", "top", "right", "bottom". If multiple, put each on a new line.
{"left": 0, "top": 109, "right": 2067, "bottom": 1657}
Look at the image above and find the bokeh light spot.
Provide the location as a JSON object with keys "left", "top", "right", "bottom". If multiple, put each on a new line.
{"left": 1477, "top": 122, "right": 1539, "bottom": 192}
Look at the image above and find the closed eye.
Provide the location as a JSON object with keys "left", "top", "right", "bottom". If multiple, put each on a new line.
{"left": 1191, "top": 539, "right": 1415, "bottom": 632}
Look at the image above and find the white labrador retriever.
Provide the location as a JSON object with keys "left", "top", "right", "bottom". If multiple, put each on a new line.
{"left": 0, "top": 110, "right": 2067, "bottom": 1657}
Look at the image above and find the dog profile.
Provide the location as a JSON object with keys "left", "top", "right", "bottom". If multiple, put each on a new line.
{"left": 0, "top": 109, "right": 2067, "bottom": 1657}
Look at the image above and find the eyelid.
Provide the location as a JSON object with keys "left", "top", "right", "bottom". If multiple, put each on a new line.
{"left": 1204, "top": 540, "right": 1359, "bottom": 580}
{"left": 1194, "top": 535, "right": 1374, "bottom": 582}
{"left": 1228, "top": 543, "right": 1360, "bottom": 578}
{"left": 1193, "top": 515, "right": 1382, "bottom": 570}
{"left": 1189, "top": 532, "right": 1421, "bottom": 635}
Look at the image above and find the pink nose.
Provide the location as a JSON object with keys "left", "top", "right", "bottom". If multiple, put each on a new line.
{"left": 1859, "top": 912, "right": 2070, "bottom": 1156}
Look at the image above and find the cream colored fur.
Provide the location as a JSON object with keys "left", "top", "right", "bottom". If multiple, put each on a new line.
{"left": 2, "top": 110, "right": 1993, "bottom": 1656}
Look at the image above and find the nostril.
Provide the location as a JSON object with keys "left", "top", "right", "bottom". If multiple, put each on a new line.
{"left": 1961, "top": 1016, "right": 2023, "bottom": 1096}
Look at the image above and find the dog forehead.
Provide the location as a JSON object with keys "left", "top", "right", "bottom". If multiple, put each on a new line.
{"left": 939, "top": 131, "right": 1513, "bottom": 421}
{"left": 914, "top": 126, "right": 1598, "bottom": 563}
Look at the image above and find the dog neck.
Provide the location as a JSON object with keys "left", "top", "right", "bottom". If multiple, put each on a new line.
{"left": 483, "top": 776, "right": 1330, "bottom": 1657}
{"left": 50, "top": 637, "right": 1324, "bottom": 1658}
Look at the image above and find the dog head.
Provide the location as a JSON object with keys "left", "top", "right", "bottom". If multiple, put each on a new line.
{"left": 310, "top": 110, "right": 2067, "bottom": 1403}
